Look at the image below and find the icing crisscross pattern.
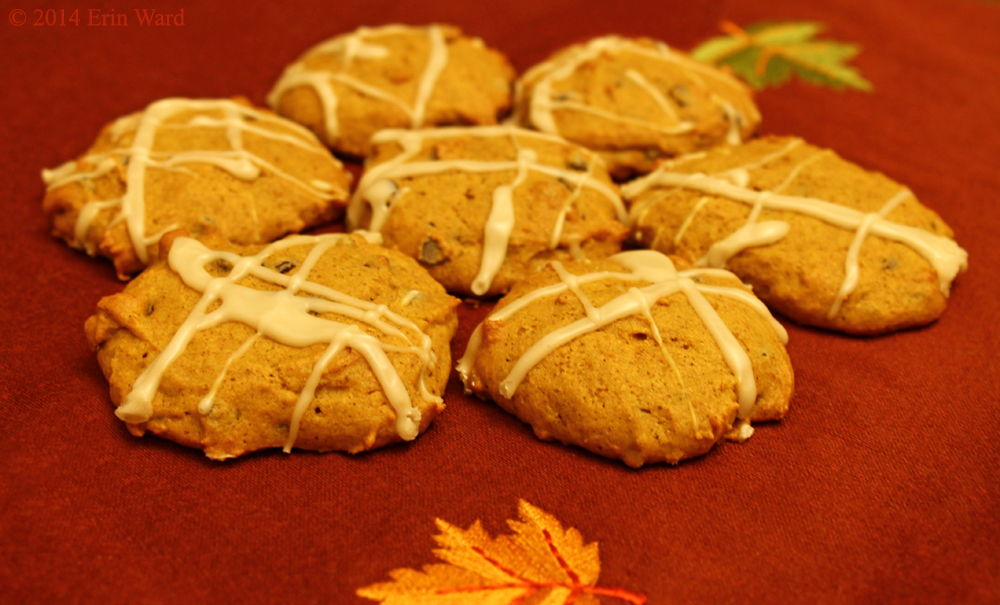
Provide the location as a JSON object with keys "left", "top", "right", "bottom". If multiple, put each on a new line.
{"left": 459, "top": 250, "right": 786, "bottom": 420}
{"left": 116, "top": 234, "right": 440, "bottom": 453}
{"left": 623, "top": 138, "right": 968, "bottom": 318}
{"left": 350, "top": 126, "right": 626, "bottom": 295}
{"left": 267, "top": 24, "right": 450, "bottom": 142}
{"left": 42, "top": 98, "right": 341, "bottom": 265}
{"left": 517, "top": 36, "right": 759, "bottom": 145}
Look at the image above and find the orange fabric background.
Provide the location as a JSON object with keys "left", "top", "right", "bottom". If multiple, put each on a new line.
{"left": 1, "top": 0, "right": 998, "bottom": 602}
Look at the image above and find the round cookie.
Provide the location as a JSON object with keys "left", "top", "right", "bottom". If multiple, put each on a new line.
{"left": 84, "top": 230, "right": 459, "bottom": 460}
{"left": 349, "top": 125, "right": 629, "bottom": 298}
{"left": 624, "top": 136, "right": 968, "bottom": 334}
{"left": 268, "top": 24, "right": 516, "bottom": 158}
{"left": 515, "top": 35, "right": 760, "bottom": 180}
{"left": 458, "top": 250, "right": 793, "bottom": 467}
{"left": 43, "top": 97, "right": 352, "bottom": 280}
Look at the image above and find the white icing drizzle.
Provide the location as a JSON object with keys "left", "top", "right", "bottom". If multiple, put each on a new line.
{"left": 198, "top": 334, "right": 259, "bottom": 415}
{"left": 628, "top": 142, "right": 806, "bottom": 250}
{"left": 519, "top": 36, "right": 757, "bottom": 143}
{"left": 565, "top": 236, "right": 587, "bottom": 260}
{"left": 267, "top": 24, "right": 451, "bottom": 140}
{"left": 625, "top": 68, "right": 681, "bottom": 123}
{"left": 827, "top": 188, "right": 911, "bottom": 317}
{"left": 733, "top": 419, "right": 755, "bottom": 442}
{"left": 698, "top": 192, "right": 790, "bottom": 268}
{"left": 542, "top": 100, "right": 695, "bottom": 135}
{"left": 458, "top": 250, "right": 787, "bottom": 420}
{"left": 673, "top": 196, "right": 710, "bottom": 245}
{"left": 472, "top": 149, "right": 536, "bottom": 295}
{"left": 550, "top": 168, "right": 590, "bottom": 249}
{"left": 413, "top": 26, "right": 448, "bottom": 127}
{"left": 623, "top": 143, "right": 968, "bottom": 303}
{"left": 711, "top": 94, "right": 745, "bottom": 146}
{"left": 350, "top": 125, "right": 626, "bottom": 295}
{"left": 115, "top": 234, "right": 440, "bottom": 451}
{"left": 42, "top": 98, "right": 340, "bottom": 264}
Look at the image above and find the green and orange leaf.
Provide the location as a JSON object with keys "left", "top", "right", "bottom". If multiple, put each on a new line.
{"left": 692, "top": 20, "right": 873, "bottom": 91}
{"left": 357, "top": 500, "right": 647, "bottom": 605}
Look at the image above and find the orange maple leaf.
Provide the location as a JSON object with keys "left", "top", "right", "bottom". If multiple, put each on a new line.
{"left": 357, "top": 500, "right": 648, "bottom": 604}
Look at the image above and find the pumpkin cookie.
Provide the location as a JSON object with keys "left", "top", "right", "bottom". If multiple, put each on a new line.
{"left": 514, "top": 35, "right": 760, "bottom": 180}
{"left": 458, "top": 251, "right": 793, "bottom": 467}
{"left": 624, "top": 136, "right": 968, "bottom": 334}
{"left": 42, "top": 97, "right": 352, "bottom": 280}
{"left": 348, "top": 125, "right": 629, "bottom": 297}
{"left": 268, "top": 24, "right": 516, "bottom": 158}
{"left": 85, "top": 231, "right": 459, "bottom": 459}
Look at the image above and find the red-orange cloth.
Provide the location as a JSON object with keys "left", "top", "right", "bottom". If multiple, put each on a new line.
{"left": 1, "top": 0, "right": 998, "bottom": 602}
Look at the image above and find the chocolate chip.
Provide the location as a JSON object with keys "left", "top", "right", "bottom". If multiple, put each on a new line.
{"left": 276, "top": 260, "right": 295, "bottom": 274}
{"left": 420, "top": 238, "right": 446, "bottom": 265}
{"left": 632, "top": 333, "right": 649, "bottom": 340}
{"left": 567, "top": 156, "right": 588, "bottom": 171}
{"left": 145, "top": 302, "right": 155, "bottom": 316}
{"left": 211, "top": 259, "right": 232, "bottom": 274}
{"left": 669, "top": 85, "right": 691, "bottom": 107}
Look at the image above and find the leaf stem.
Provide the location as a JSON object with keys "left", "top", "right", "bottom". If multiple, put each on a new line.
{"left": 583, "top": 584, "right": 649, "bottom": 604}
{"left": 697, "top": 20, "right": 753, "bottom": 66}
{"left": 719, "top": 20, "right": 748, "bottom": 39}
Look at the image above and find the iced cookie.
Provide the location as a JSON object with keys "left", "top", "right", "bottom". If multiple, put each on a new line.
{"left": 85, "top": 231, "right": 459, "bottom": 459}
{"left": 43, "top": 97, "right": 352, "bottom": 280}
{"left": 624, "top": 136, "right": 968, "bottom": 334}
{"left": 514, "top": 35, "right": 760, "bottom": 180}
{"left": 348, "top": 125, "right": 629, "bottom": 297}
{"left": 458, "top": 250, "right": 793, "bottom": 467}
{"left": 268, "top": 24, "right": 515, "bottom": 158}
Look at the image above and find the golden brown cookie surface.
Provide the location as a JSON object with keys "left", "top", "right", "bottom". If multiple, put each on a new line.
{"left": 624, "top": 136, "right": 968, "bottom": 334}
{"left": 85, "top": 231, "right": 459, "bottom": 460}
{"left": 349, "top": 125, "right": 629, "bottom": 298}
{"left": 43, "top": 97, "right": 352, "bottom": 280}
{"left": 268, "top": 24, "right": 515, "bottom": 158}
{"left": 515, "top": 36, "right": 760, "bottom": 180}
{"left": 458, "top": 251, "right": 793, "bottom": 467}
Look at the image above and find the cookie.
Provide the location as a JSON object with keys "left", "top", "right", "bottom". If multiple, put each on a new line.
{"left": 458, "top": 250, "right": 793, "bottom": 467}
{"left": 348, "top": 125, "right": 629, "bottom": 297}
{"left": 267, "top": 24, "right": 516, "bottom": 158}
{"left": 624, "top": 136, "right": 969, "bottom": 334}
{"left": 514, "top": 35, "right": 760, "bottom": 180}
{"left": 43, "top": 97, "right": 352, "bottom": 280}
{"left": 84, "top": 230, "right": 459, "bottom": 459}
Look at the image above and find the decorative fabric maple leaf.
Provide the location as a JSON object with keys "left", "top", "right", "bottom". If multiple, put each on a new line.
{"left": 691, "top": 20, "right": 873, "bottom": 91}
{"left": 357, "top": 500, "right": 647, "bottom": 604}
